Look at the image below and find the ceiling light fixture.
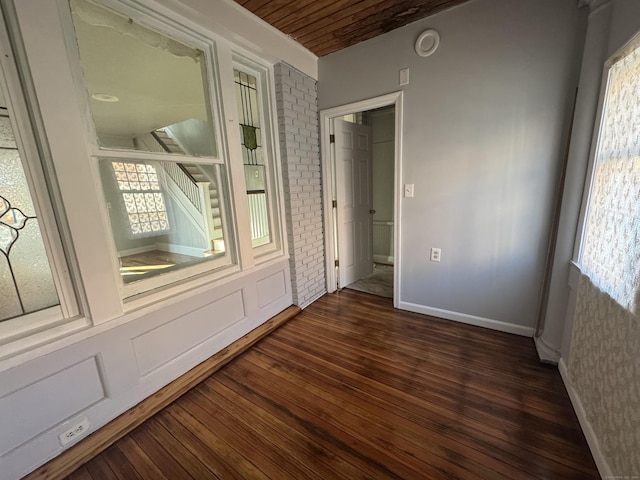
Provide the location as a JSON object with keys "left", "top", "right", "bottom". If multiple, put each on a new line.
{"left": 91, "top": 93, "right": 119, "bottom": 102}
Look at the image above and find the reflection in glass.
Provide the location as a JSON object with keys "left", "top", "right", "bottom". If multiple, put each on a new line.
{"left": 99, "top": 159, "right": 226, "bottom": 284}
{"left": 69, "top": 0, "right": 216, "bottom": 156}
{"left": 0, "top": 115, "right": 59, "bottom": 321}
{"left": 234, "top": 69, "right": 271, "bottom": 248}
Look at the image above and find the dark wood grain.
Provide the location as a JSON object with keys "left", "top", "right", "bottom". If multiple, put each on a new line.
{"left": 234, "top": 0, "right": 473, "bottom": 56}
{"left": 67, "top": 289, "right": 599, "bottom": 479}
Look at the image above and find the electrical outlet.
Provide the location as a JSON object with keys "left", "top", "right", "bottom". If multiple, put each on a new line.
{"left": 58, "top": 418, "right": 90, "bottom": 446}
{"left": 430, "top": 247, "right": 441, "bottom": 262}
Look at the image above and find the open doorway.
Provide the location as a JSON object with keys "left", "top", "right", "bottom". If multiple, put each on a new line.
{"left": 320, "top": 92, "right": 402, "bottom": 306}
{"left": 339, "top": 107, "right": 395, "bottom": 298}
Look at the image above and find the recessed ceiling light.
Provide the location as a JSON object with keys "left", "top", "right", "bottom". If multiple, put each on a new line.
{"left": 91, "top": 93, "right": 119, "bottom": 102}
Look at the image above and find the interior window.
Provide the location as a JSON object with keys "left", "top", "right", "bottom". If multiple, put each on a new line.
{"left": 234, "top": 67, "right": 271, "bottom": 248}
{"left": 0, "top": 112, "right": 60, "bottom": 321}
{"left": 69, "top": 0, "right": 216, "bottom": 156}
{"left": 69, "top": 0, "right": 230, "bottom": 291}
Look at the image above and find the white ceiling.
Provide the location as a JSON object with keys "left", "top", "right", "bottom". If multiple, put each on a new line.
{"left": 72, "top": 4, "right": 209, "bottom": 140}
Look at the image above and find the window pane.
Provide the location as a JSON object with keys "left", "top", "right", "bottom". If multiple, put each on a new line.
{"left": 69, "top": 0, "right": 217, "bottom": 156}
{"left": 581, "top": 42, "right": 640, "bottom": 311}
{"left": 99, "top": 159, "right": 227, "bottom": 284}
{"left": 234, "top": 68, "right": 271, "bottom": 248}
{"left": 0, "top": 115, "right": 59, "bottom": 321}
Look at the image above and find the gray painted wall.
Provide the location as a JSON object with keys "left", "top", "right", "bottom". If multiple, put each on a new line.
{"left": 318, "top": 0, "right": 587, "bottom": 329}
{"left": 371, "top": 107, "right": 394, "bottom": 223}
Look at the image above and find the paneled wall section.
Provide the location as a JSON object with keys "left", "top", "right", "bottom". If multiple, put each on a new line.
{"left": 274, "top": 63, "right": 326, "bottom": 307}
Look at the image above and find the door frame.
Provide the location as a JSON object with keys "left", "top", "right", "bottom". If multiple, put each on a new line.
{"left": 320, "top": 91, "right": 403, "bottom": 307}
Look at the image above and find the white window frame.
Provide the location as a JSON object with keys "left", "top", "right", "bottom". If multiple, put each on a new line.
{"left": 0, "top": 4, "right": 85, "bottom": 359}
{"left": 60, "top": 0, "right": 244, "bottom": 299}
{"left": 232, "top": 55, "right": 284, "bottom": 260}
{"left": 6, "top": 0, "right": 288, "bottom": 328}
{"left": 573, "top": 30, "right": 640, "bottom": 265}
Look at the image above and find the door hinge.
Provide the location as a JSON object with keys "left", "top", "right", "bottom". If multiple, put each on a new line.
{"left": 329, "top": 134, "right": 335, "bottom": 143}
{"left": 332, "top": 199, "right": 337, "bottom": 208}
{"left": 334, "top": 259, "right": 339, "bottom": 267}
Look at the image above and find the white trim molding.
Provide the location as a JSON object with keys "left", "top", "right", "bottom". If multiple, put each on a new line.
{"left": 559, "top": 358, "right": 614, "bottom": 479}
{"left": 534, "top": 335, "right": 561, "bottom": 364}
{"left": 398, "top": 301, "right": 535, "bottom": 337}
{"left": 320, "top": 91, "right": 403, "bottom": 308}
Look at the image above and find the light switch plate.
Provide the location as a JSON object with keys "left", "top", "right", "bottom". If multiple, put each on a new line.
{"left": 399, "top": 68, "right": 410, "bottom": 86}
{"left": 404, "top": 184, "right": 414, "bottom": 197}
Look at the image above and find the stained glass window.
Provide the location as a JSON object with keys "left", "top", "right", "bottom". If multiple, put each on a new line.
{"left": 0, "top": 112, "right": 59, "bottom": 322}
{"left": 234, "top": 68, "right": 271, "bottom": 248}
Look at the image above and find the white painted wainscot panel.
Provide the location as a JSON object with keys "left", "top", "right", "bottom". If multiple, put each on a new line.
{"left": 0, "top": 259, "right": 292, "bottom": 480}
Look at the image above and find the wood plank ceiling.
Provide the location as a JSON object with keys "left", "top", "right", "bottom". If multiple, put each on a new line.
{"left": 233, "top": 0, "right": 474, "bottom": 57}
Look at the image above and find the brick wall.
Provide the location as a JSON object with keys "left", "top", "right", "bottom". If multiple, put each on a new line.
{"left": 274, "top": 63, "right": 326, "bottom": 307}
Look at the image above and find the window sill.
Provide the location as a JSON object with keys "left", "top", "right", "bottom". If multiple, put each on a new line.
{"left": 0, "top": 315, "right": 90, "bottom": 368}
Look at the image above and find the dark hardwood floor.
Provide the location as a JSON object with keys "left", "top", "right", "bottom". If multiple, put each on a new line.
{"left": 66, "top": 289, "right": 599, "bottom": 480}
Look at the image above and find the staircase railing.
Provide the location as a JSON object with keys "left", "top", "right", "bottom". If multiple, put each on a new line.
{"left": 163, "top": 162, "right": 202, "bottom": 212}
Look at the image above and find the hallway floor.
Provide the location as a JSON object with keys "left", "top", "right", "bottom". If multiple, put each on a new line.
{"left": 346, "top": 263, "right": 393, "bottom": 298}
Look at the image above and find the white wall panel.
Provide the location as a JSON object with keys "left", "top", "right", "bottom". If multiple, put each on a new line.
{"left": 0, "top": 357, "right": 104, "bottom": 457}
{"left": 133, "top": 289, "right": 246, "bottom": 376}
{"left": 0, "top": 260, "right": 292, "bottom": 479}
{"left": 256, "top": 270, "right": 287, "bottom": 308}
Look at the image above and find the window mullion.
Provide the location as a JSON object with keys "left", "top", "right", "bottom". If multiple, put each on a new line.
{"left": 217, "top": 43, "right": 255, "bottom": 270}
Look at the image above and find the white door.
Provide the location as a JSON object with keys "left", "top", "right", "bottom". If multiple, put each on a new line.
{"left": 334, "top": 118, "right": 373, "bottom": 288}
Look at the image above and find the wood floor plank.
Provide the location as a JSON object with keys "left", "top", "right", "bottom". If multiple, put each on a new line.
{"left": 237, "top": 348, "right": 507, "bottom": 480}
{"left": 66, "top": 290, "right": 599, "bottom": 480}
{"left": 64, "top": 467, "right": 93, "bottom": 480}
{"left": 128, "top": 425, "right": 195, "bottom": 479}
{"left": 141, "top": 417, "right": 221, "bottom": 480}
{"left": 113, "top": 437, "right": 168, "bottom": 480}
{"left": 82, "top": 456, "right": 116, "bottom": 480}
{"left": 271, "top": 320, "right": 595, "bottom": 476}
{"left": 153, "top": 409, "right": 249, "bottom": 480}
{"left": 99, "top": 447, "right": 143, "bottom": 480}
{"left": 197, "top": 378, "right": 368, "bottom": 480}
{"left": 256, "top": 327, "right": 592, "bottom": 479}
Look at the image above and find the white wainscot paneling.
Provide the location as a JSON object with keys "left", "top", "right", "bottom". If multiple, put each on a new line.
{"left": 0, "top": 357, "right": 104, "bottom": 456}
{"left": 1, "top": 259, "right": 293, "bottom": 479}
{"left": 256, "top": 270, "right": 287, "bottom": 309}
{"left": 132, "top": 290, "right": 246, "bottom": 377}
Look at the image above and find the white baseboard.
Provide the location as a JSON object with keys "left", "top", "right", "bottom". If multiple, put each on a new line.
{"left": 558, "top": 358, "right": 612, "bottom": 479}
{"left": 373, "top": 254, "right": 393, "bottom": 265}
{"left": 534, "top": 335, "right": 560, "bottom": 364}
{"left": 398, "top": 301, "right": 534, "bottom": 337}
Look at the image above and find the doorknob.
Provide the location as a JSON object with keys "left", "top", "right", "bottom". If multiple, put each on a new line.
{"left": 369, "top": 209, "right": 376, "bottom": 214}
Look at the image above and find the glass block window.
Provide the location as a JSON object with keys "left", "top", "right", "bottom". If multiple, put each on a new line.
{"left": 112, "top": 162, "right": 170, "bottom": 236}
{"left": 0, "top": 113, "right": 59, "bottom": 322}
{"left": 234, "top": 68, "right": 271, "bottom": 248}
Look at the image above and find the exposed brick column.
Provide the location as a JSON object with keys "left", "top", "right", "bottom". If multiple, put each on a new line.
{"left": 274, "top": 63, "right": 325, "bottom": 307}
